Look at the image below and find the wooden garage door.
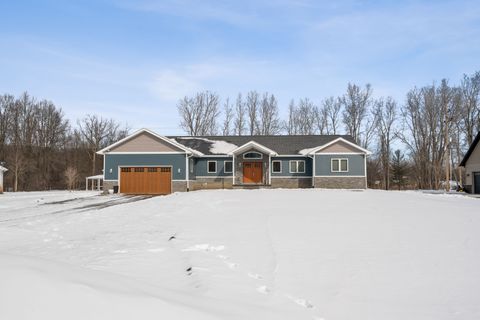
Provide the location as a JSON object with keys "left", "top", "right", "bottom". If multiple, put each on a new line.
{"left": 120, "top": 167, "right": 171, "bottom": 195}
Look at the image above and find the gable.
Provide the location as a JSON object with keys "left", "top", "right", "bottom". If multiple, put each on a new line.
{"left": 460, "top": 131, "right": 480, "bottom": 166}
{"left": 109, "top": 132, "right": 184, "bottom": 153}
{"left": 316, "top": 140, "right": 364, "bottom": 154}
{"left": 466, "top": 140, "right": 480, "bottom": 166}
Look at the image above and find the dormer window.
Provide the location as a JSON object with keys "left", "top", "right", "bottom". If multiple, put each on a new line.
{"left": 243, "top": 151, "right": 263, "bottom": 159}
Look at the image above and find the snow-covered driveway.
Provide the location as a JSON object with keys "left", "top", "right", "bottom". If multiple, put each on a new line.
{"left": 0, "top": 189, "right": 479, "bottom": 320}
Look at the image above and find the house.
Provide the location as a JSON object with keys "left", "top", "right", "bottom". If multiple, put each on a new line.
{"left": 0, "top": 164, "right": 7, "bottom": 194}
{"left": 460, "top": 131, "right": 480, "bottom": 194}
{"left": 97, "top": 128, "right": 371, "bottom": 195}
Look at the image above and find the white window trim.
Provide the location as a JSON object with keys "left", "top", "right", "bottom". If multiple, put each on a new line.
{"left": 224, "top": 160, "right": 233, "bottom": 173}
{"left": 243, "top": 151, "right": 263, "bottom": 159}
{"left": 207, "top": 160, "right": 217, "bottom": 173}
{"left": 272, "top": 160, "right": 282, "bottom": 173}
{"left": 331, "top": 158, "right": 349, "bottom": 172}
{"left": 289, "top": 160, "right": 306, "bottom": 173}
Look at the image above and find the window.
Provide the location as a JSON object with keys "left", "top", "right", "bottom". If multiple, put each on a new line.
{"left": 207, "top": 161, "right": 217, "bottom": 173}
{"left": 147, "top": 167, "right": 157, "bottom": 172}
{"left": 134, "top": 167, "right": 144, "bottom": 172}
{"left": 289, "top": 160, "right": 305, "bottom": 173}
{"left": 224, "top": 161, "right": 233, "bottom": 173}
{"left": 189, "top": 158, "right": 194, "bottom": 173}
{"left": 160, "top": 167, "right": 171, "bottom": 173}
{"left": 331, "top": 158, "right": 348, "bottom": 172}
{"left": 243, "top": 151, "right": 263, "bottom": 159}
{"left": 272, "top": 160, "right": 282, "bottom": 173}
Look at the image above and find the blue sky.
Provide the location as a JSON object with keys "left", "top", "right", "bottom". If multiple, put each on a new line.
{"left": 1, "top": 0, "right": 479, "bottom": 134}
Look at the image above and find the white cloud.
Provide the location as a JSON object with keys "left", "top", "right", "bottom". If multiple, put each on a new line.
{"left": 149, "top": 70, "right": 202, "bottom": 102}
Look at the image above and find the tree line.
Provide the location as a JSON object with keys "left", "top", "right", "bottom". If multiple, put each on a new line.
{"left": 1, "top": 71, "right": 478, "bottom": 191}
{"left": 178, "top": 71, "right": 480, "bottom": 190}
{"left": 0, "top": 93, "right": 128, "bottom": 191}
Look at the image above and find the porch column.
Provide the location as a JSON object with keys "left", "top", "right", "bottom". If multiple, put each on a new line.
{"left": 232, "top": 155, "right": 235, "bottom": 186}
{"left": 268, "top": 154, "right": 271, "bottom": 185}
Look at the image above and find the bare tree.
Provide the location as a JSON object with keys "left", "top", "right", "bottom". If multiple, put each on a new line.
{"left": 460, "top": 71, "right": 480, "bottom": 146}
{"left": 78, "top": 115, "right": 128, "bottom": 175}
{"left": 296, "top": 98, "right": 317, "bottom": 135}
{"left": 177, "top": 91, "right": 220, "bottom": 136}
{"left": 0, "top": 94, "right": 14, "bottom": 161}
{"left": 258, "top": 93, "right": 281, "bottom": 135}
{"left": 65, "top": 166, "right": 78, "bottom": 190}
{"left": 222, "top": 98, "right": 234, "bottom": 135}
{"left": 315, "top": 105, "right": 328, "bottom": 135}
{"left": 234, "top": 93, "right": 246, "bottom": 135}
{"left": 322, "top": 97, "right": 342, "bottom": 134}
{"left": 398, "top": 81, "right": 458, "bottom": 189}
{"left": 373, "top": 97, "right": 397, "bottom": 190}
{"left": 341, "top": 83, "right": 372, "bottom": 144}
{"left": 284, "top": 100, "right": 298, "bottom": 135}
{"left": 246, "top": 91, "right": 260, "bottom": 135}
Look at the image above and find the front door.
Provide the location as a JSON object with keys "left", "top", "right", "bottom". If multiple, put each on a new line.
{"left": 243, "top": 162, "right": 263, "bottom": 184}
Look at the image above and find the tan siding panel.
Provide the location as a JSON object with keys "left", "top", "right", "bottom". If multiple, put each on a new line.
{"left": 317, "top": 140, "right": 362, "bottom": 153}
{"left": 465, "top": 143, "right": 480, "bottom": 185}
{"left": 110, "top": 132, "right": 183, "bottom": 152}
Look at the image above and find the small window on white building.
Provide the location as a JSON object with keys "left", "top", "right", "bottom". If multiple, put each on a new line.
{"left": 289, "top": 160, "right": 305, "bottom": 173}
{"left": 224, "top": 161, "right": 233, "bottom": 173}
{"left": 272, "top": 160, "right": 282, "bottom": 173}
{"left": 331, "top": 158, "right": 348, "bottom": 172}
{"left": 207, "top": 161, "right": 217, "bottom": 173}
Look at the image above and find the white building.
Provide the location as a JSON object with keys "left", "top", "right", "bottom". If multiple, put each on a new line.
{"left": 0, "top": 165, "right": 7, "bottom": 193}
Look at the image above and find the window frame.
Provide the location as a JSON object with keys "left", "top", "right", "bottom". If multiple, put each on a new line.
{"left": 224, "top": 160, "right": 233, "bottom": 174}
{"left": 207, "top": 160, "right": 217, "bottom": 173}
{"left": 289, "top": 160, "right": 306, "bottom": 174}
{"left": 331, "top": 158, "right": 349, "bottom": 173}
{"left": 243, "top": 151, "right": 263, "bottom": 159}
{"left": 271, "top": 160, "right": 282, "bottom": 173}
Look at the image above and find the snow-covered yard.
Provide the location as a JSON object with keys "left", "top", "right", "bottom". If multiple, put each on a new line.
{"left": 0, "top": 189, "right": 479, "bottom": 320}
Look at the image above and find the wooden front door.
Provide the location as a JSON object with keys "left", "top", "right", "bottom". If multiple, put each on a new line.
{"left": 120, "top": 167, "right": 172, "bottom": 195}
{"left": 243, "top": 162, "right": 263, "bottom": 184}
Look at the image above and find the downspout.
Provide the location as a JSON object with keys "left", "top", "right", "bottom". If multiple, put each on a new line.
{"left": 309, "top": 154, "right": 315, "bottom": 188}
{"left": 364, "top": 154, "right": 367, "bottom": 189}
{"left": 186, "top": 153, "right": 193, "bottom": 192}
{"left": 231, "top": 153, "right": 235, "bottom": 186}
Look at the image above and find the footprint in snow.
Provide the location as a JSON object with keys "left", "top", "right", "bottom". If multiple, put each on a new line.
{"left": 286, "top": 295, "right": 314, "bottom": 309}
{"left": 248, "top": 273, "right": 263, "bottom": 280}
{"left": 256, "top": 285, "right": 270, "bottom": 294}
{"left": 294, "top": 298, "right": 314, "bottom": 309}
{"left": 224, "top": 261, "right": 238, "bottom": 269}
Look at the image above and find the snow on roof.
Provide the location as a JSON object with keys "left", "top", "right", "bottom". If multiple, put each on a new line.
{"left": 298, "top": 147, "right": 316, "bottom": 155}
{"left": 0, "top": 165, "right": 7, "bottom": 172}
{"left": 86, "top": 175, "right": 104, "bottom": 180}
{"left": 166, "top": 138, "right": 203, "bottom": 156}
{"left": 180, "top": 137, "right": 238, "bottom": 155}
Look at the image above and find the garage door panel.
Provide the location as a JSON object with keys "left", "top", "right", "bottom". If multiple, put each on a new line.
{"left": 120, "top": 167, "right": 171, "bottom": 195}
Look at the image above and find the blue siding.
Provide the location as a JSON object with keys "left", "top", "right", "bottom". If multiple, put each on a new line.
{"left": 104, "top": 154, "right": 187, "bottom": 180}
{"left": 271, "top": 156, "right": 312, "bottom": 176}
{"left": 194, "top": 157, "right": 233, "bottom": 177}
{"left": 315, "top": 154, "right": 365, "bottom": 176}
